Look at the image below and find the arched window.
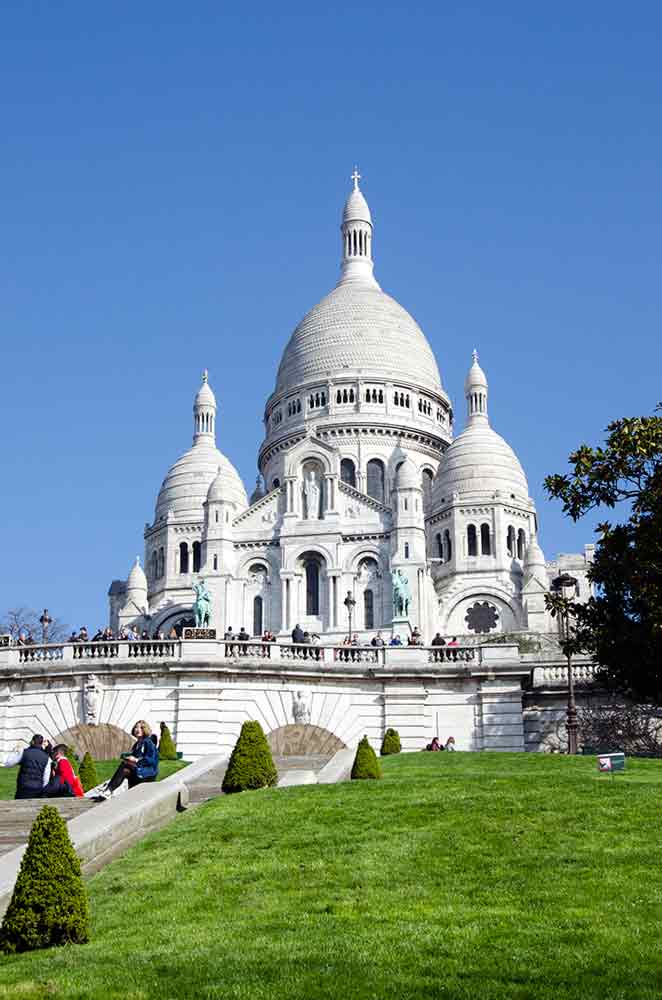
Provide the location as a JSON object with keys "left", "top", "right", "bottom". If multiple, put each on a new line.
{"left": 151, "top": 551, "right": 158, "bottom": 580}
{"left": 337, "top": 390, "right": 342, "bottom": 404}
{"left": 215, "top": 510, "right": 219, "bottom": 523}
{"left": 340, "top": 458, "right": 356, "bottom": 487}
{"left": 517, "top": 529, "right": 526, "bottom": 560}
{"left": 364, "top": 589, "right": 374, "bottom": 629}
{"left": 272, "top": 478, "right": 280, "bottom": 489}
{"left": 422, "top": 469, "right": 434, "bottom": 505}
{"left": 467, "top": 525, "right": 477, "bottom": 557}
{"left": 506, "top": 525, "right": 515, "bottom": 557}
{"left": 378, "top": 389, "right": 383, "bottom": 403}
{"left": 366, "top": 459, "right": 385, "bottom": 503}
{"left": 481, "top": 523, "right": 491, "bottom": 556}
{"left": 158, "top": 548, "right": 165, "bottom": 579}
{"left": 253, "top": 595, "right": 263, "bottom": 637}
{"left": 404, "top": 542, "right": 410, "bottom": 559}
{"left": 213, "top": 554, "right": 218, "bottom": 571}
{"left": 443, "top": 529, "right": 452, "bottom": 562}
{"left": 192, "top": 541, "right": 201, "bottom": 573}
{"left": 179, "top": 542, "right": 189, "bottom": 574}
{"left": 436, "top": 533, "right": 443, "bottom": 558}
{"left": 305, "top": 558, "right": 320, "bottom": 616}
{"left": 365, "top": 389, "right": 371, "bottom": 402}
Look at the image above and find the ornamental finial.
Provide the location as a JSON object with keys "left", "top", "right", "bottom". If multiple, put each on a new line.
{"left": 202, "top": 369, "right": 208, "bottom": 383}
{"left": 351, "top": 166, "right": 361, "bottom": 190}
{"left": 472, "top": 348, "right": 479, "bottom": 364}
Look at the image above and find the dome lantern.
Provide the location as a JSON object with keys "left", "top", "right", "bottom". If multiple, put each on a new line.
{"left": 465, "top": 349, "right": 488, "bottom": 424}
{"left": 193, "top": 369, "right": 217, "bottom": 445}
{"left": 338, "top": 167, "right": 379, "bottom": 289}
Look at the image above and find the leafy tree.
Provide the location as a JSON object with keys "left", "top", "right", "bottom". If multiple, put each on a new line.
{"left": 158, "top": 722, "right": 177, "bottom": 761}
{"left": 0, "top": 607, "right": 69, "bottom": 644}
{"left": 380, "top": 728, "right": 401, "bottom": 756}
{"left": 351, "top": 735, "right": 382, "bottom": 779}
{"left": 545, "top": 408, "right": 662, "bottom": 701}
{"left": 78, "top": 752, "right": 98, "bottom": 792}
{"left": 222, "top": 721, "right": 278, "bottom": 794}
{"left": 0, "top": 805, "right": 89, "bottom": 953}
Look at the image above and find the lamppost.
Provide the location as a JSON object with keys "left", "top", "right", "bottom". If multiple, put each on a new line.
{"left": 550, "top": 573, "right": 579, "bottom": 755}
{"left": 343, "top": 590, "right": 356, "bottom": 642}
{"left": 39, "top": 608, "right": 53, "bottom": 645}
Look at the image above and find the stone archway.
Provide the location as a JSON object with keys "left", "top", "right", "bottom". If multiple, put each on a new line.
{"left": 268, "top": 724, "right": 345, "bottom": 758}
{"left": 53, "top": 723, "right": 133, "bottom": 760}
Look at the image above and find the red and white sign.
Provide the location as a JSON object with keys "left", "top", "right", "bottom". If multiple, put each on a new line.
{"left": 598, "top": 755, "right": 613, "bottom": 772}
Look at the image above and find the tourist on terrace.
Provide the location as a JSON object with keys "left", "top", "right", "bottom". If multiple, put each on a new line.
{"left": 389, "top": 634, "right": 402, "bottom": 646}
{"left": 91, "top": 628, "right": 104, "bottom": 642}
{"left": 68, "top": 631, "right": 79, "bottom": 644}
{"left": 93, "top": 720, "right": 159, "bottom": 800}
{"left": 168, "top": 626, "right": 178, "bottom": 639}
{"left": 408, "top": 627, "right": 423, "bottom": 646}
{"left": 371, "top": 632, "right": 385, "bottom": 647}
{"left": 431, "top": 633, "right": 446, "bottom": 646}
{"left": 2, "top": 734, "right": 51, "bottom": 798}
{"left": 291, "top": 623, "right": 305, "bottom": 644}
{"left": 155, "top": 629, "right": 165, "bottom": 640}
{"left": 447, "top": 636, "right": 459, "bottom": 647}
{"left": 45, "top": 744, "right": 84, "bottom": 798}
{"left": 78, "top": 626, "right": 89, "bottom": 642}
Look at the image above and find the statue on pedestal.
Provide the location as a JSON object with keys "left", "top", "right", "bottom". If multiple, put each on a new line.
{"left": 193, "top": 580, "right": 212, "bottom": 628}
{"left": 303, "top": 470, "right": 320, "bottom": 520}
{"left": 392, "top": 569, "right": 412, "bottom": 618}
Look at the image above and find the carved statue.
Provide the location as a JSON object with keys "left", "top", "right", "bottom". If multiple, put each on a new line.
{"left": 392, "top": 569, "right": 412, "bottom": 618}
{"left": 193, "top": 580, "right": 212, "bottom": 628}
{"left": 292, "top": 690, "right": 311, "bottom": 725}
{"left": 85, "top": 674, "right": 99, "bottom": 725}
{"left": 303, "top": 470, "right": 320, "bottom": 520}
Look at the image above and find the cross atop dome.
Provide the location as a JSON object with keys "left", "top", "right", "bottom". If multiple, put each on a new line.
{"left": 351, "top": 166, "right": 361, "bottom": 189}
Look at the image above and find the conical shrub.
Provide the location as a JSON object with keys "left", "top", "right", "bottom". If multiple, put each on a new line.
{"left": 78, "top": 752, "right": 98, "bottom": 792}
{"left": 0, "top": 805, "right": 89, "bottom": 954}
{"left": 351, "top": 735, "right": 382, "bottom": 780}
{"left": 222, "top": 721, "right": 278, "bottom": 794}
{"left": 380, "top": 728, "right": 402, "bottom": 756}
{"left": 65, "top": 746, "right": 79, "bottom": 775}
{"left": 158, "top": 722, "right": 178, "bottom": 761}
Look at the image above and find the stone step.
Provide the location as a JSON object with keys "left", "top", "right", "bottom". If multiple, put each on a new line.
{"left": 274, "top": 754, "right": 332, "bottom": 773}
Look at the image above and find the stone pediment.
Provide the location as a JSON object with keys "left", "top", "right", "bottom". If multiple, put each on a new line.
{"left": 338, "top": 481, "right": 391, "bottom": 522}
{"left": 233, "top": 487, "right": 282, "bottom": 530}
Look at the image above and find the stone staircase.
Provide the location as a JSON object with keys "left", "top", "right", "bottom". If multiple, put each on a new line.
{"left": 0, "top": 799, "right": 97, "bottom": 858}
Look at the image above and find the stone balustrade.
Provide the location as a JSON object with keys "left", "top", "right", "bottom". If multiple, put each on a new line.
{"left": 1, "top": 639, "right": 488, "bottom": 672}
{"left": 531, "top": 662, "right": 597, "bottom": 688}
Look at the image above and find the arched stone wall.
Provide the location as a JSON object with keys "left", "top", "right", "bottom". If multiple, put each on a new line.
{"left": 267, "top": 724, "right": 345, "bottom": 757}
{"left": 53, "top": 723, "right": 133, "bottom": 760}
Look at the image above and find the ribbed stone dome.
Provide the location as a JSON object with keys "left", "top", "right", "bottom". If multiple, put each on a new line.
{"left": 155, "top": 442, "right": 248, "bottom": 522}
{"left": 432, "top": 423, "right": 529, "bottom": 506}
{"left": 275, "top": 282, "right": 443, "bottom": 397}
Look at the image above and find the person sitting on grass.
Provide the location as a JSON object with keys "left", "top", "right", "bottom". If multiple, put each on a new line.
{"left": 93, "top": 720, "right": 159, "bottom": 800}
{"left": 425, "top": 736, "right": 442, "bottom": 751}
{"left": 445, "top": 736, "right": 456, "bottom": 751}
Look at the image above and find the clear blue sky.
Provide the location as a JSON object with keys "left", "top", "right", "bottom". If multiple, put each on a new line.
{"left": 1, "top": 2, "right": 660, "bottom": 632}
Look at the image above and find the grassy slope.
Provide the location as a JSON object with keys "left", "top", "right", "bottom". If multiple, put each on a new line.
{"left": 2, "top": 753, "right": 662, "bottom": 1000}
{"left": 0, "top": 760, "right": 187, "bottom": 800}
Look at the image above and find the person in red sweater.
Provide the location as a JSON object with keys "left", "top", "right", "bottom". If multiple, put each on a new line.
{"left": 44, "top": 744, "right": 84, "bottom": 798}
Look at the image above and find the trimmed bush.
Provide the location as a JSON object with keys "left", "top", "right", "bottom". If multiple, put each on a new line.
{"left": 78, "top": 752, "right": 98, "bottom": 792}
{"left": 351, "top": 735, "right": 382, "bottom": 780}
{"left": 158, "top": 721, "right": 177, "bottom": 761}
{"left": 0, "top": 805, "right": 89, "bottom": 954}
{"left": 381, "top": 728, "right": 402, "bottom": 756}
{"left": 222, "top": 721, "right": 278, "bottom": 794}
{"left": 65, "top": 746, "right": 79, "bottom": 775}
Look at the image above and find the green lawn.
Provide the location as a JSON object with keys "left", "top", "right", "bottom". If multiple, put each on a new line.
{"left": 0, "top": 759, "right": 188, "bottom": 800}
{"left": 2, "top": 752, "right": 662, "bottom": 999}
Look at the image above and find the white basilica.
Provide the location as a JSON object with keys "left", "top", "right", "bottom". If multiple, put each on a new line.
{"left": 108, "top": 175, "right": 593, "bottom": 643}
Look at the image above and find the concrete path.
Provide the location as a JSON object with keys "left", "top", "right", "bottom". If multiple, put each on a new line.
{"left": 0, "top": 799, "right": 97, "bottom": 859}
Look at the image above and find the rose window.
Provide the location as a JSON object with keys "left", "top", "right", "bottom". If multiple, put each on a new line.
{"left": 465, "top": 601, "right": 499, "bottom": 634}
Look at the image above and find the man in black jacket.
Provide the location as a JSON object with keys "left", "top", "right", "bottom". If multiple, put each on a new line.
{"left": 2, "top": 734, "right": 51, "bottom": 799}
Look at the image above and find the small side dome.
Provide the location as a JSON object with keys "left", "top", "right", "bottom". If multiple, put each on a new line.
{"left": 249, "top": 475, "right": 266, "bottom": 505}
{"left": 524, "top": 533, "right": 547, "bottom": 576}
{"left": 464, "top": 349, "right": 488, "bottom": 393}
{"left": 396, "top": 457, "right": 420, "bottom": 490}
{"left": 206, "top": 465, "right": 238, "bottom": 503}
{"left": 127, "top": 556, "right": 147, "bottom": 592}
{"left": 342, "top": 186, "right": 372, "bottom": 225}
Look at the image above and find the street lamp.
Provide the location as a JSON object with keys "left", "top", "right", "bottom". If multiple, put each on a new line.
{"left": 550, "top": 573, "right": 579, "bottom": 755}
{"left": 39, "top": 608, "right": 53, "bottom": 645}
{"left": 343, "top": 590, "right": 356, "bottom": 642}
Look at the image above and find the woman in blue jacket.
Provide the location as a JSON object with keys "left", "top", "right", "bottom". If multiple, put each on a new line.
{"left": 94, "top": 720, "right": 159, "bottom": 799}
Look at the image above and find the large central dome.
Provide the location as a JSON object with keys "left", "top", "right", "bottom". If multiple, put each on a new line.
{"left": 273, "top": 173, "right": 444, "bottom": 400}
{"left": 275, "top": 281, "right": 442, "bottom": 396}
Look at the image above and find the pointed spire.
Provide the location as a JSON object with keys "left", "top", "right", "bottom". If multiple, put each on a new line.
{"left": 338, "top": 169, "right": 379, "bottom": 289}
{"left": 464, "top": 349, "right": 489, "bottom": 424}
{"left": 193, "top": 369, "right": 217, "bottom": 445}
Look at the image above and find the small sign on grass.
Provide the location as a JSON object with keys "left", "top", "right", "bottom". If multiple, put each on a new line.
{"left": 598, "top": 752, "right": 625, "bottom": 775}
